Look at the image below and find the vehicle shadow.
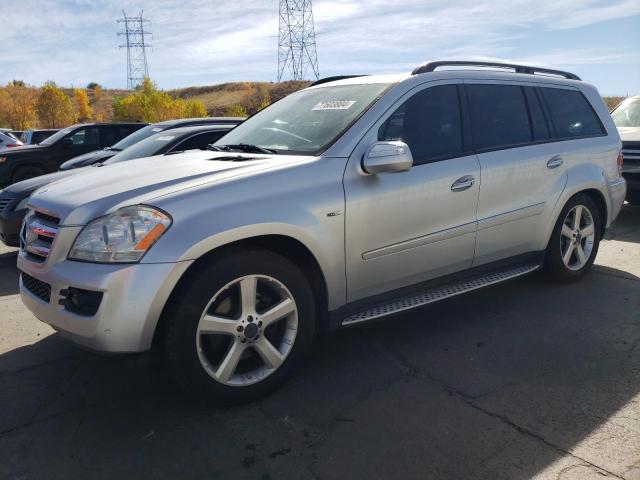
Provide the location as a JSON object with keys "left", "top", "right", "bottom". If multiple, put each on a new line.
{"left": 0, "top": 264, "right": 638, "bottom": 479}
{"left": 605, "top": 202, "right": 640, "bottom": 243}
{"left": 0, "top": 249, "right": 19, "bottom": 297}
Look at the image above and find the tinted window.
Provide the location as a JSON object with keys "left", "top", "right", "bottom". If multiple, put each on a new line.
{"left": 540, "top": 88, "right": 604, "bottom": 138}
{"left": 467, "top": 84, "right": 532, "bottom": 151}
{"left": 174, "top": 131, "right": 226, "bottom": 151}
{"left": 378, "top": 84, "right": 463, "bottom": 164}
{"left": 524, "top": 88, "right": 550, "bottom": 142}
{"left": 68, "top": 127, "right": 100, "bottom": 147}
{"left": 104, "top": 132, "right": 176, "bottom": 164}
{"left": 111, "top": 124, "right": 163, "bottom": 150}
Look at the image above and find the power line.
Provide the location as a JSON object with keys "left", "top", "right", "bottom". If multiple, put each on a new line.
{"left": 117, "top": 10, "right": 152, "bottom": 90}
{"left": 277, "top": 0, "right": 319, "bottom": 82}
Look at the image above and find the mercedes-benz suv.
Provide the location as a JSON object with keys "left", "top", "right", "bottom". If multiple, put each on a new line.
{"left": 17, "top": 61, "right": 626, "bottom": 402}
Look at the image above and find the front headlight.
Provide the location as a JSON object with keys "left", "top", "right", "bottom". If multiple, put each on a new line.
{"left": 68, "top": 206, "right": 172, "bottom": 263}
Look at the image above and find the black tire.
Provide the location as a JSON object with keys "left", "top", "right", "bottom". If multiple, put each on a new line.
{"left": 163, "top": 248, "right": 316, "bottom": 403}
{"left": 11, "top": 165, "right": 46, "bottom": 184}
{"left": 544, "top": 193, "right": 601, "bottom": 282}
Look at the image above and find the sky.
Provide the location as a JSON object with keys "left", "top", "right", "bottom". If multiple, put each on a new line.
{"left": 1, "top": 0, "right": 639, "bottom": 95}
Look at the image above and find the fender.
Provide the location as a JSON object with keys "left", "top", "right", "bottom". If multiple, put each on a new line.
{"left": 542, "top": 162, "right": 610, "bottom": 249}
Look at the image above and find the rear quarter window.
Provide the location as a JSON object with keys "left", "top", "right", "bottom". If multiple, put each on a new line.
{"left": 540, "top": 88, "right": 605, "bottom": 139}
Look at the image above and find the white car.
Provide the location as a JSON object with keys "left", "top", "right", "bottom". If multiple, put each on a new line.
{"left": 611, "top": 96, "right": 640, "bottom": 204}
{"left": 0, "top": 131, "right": 23, "bottom": 150}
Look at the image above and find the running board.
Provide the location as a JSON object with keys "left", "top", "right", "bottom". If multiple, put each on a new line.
{"left": 341, "top": 264, "right": 540, "bottom": 326}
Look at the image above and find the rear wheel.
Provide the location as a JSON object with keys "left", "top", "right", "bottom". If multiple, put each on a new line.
{"left": 163, "top": 249, "right": 316, "bottom": 403}
{"left": 11, "top": 165, "right": 46, "bottom": 184}
{"left": 544, "top": 194, "right": 601, "bottom": 281}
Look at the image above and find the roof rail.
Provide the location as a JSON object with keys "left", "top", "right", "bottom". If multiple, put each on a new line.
{"left": 411, "top": 61, "right": 581, "bottom": 81}
{"left": 308, "top": 75, "right": 369, "bottom": 87}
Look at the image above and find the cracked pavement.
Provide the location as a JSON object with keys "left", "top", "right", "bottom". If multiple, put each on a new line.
{"left": 0, "top": 204, "right": 639, "bottom": 480}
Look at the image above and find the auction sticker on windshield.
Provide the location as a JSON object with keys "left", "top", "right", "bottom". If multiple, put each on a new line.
{"left": 312, "top": 100, "right": 356, "bottom": 111}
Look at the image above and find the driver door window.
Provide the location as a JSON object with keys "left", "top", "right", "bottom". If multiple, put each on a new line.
{"left": 67, "top": 127, "right": 100, "bottom": 148}
{"left": 378, "top": 84, "right": 464, "bottom": 164}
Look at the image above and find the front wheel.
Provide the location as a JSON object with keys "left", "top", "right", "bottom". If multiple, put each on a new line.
{"left": 163, "top": 249, "right": 316, "bottom": 403}
{"left": 544, "top": 193, "right": 601, "bottom": 281}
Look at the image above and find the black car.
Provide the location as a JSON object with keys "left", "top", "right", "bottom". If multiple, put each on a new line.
{"left": 0, "top": 124, "right": 236, "bottom": 247}
{"left": 59, "top": 117, "right": 244, "bottom": 171}
{"left": 0, "top": 122, "right": 145, "bottom": 186}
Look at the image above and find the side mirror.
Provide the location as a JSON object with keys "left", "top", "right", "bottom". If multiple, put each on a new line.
{"left": 362, "top": 141, "right": 413, "bottom": 174}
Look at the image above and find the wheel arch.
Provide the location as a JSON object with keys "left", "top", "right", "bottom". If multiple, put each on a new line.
{"left": 150, "top": 234, "right": 330, "bottom": 356}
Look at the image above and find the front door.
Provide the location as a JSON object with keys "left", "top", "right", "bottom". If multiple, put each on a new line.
{"left": 344, "top": 82, "right": 480, "bottom": 302}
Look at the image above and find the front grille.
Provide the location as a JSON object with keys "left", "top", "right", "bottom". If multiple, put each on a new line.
{"left": 21, "top": 272, "right": 51, "bottom": 303}
{"left": 622, "top": 141, "right": 640, "bottom": 163}
{"left": 22, "top": 210, "right": 60, "bottom": 260}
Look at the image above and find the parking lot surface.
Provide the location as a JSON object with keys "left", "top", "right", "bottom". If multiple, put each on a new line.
{"left": 0, "top": 204, "right": 639, "bottom": 480}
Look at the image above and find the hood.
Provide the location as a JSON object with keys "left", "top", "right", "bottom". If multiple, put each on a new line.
{"left": 59, "top": 149, "right": 117, "bottom": 170}
{"left": 28, "top": 150, "right": 312, "bottom": 225}
{"left": 5, "top": 168, "right": 86, "bottom": 196}
{"left": 0, "top": 144, "right": 46, "bottom": 157}
{"left": 617, "top": 127, "right": 640, "bottom": 143}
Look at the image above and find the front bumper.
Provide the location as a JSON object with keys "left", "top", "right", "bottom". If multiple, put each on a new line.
{"left": 18, "top": 251, "right": 192, "bottom": 353}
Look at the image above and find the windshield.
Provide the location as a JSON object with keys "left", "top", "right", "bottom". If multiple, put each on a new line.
{"left": 103, "top": 132, "right": 176, "bottom": 164}
{"left": 612, "top": 99, "right": 640, "bottom": 128}
{"left": 214, "top": 83, "right": 391, "bottom": 155}
{"left": 111, "top": 124, "right": 164, "bottom": 150}
{"left": 39, "top": 126, "right": 76, "bottom": 145}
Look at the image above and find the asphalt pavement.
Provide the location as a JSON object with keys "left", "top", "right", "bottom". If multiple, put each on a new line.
{"left": 0, "top": 204, "right": 639, "bottom": 480}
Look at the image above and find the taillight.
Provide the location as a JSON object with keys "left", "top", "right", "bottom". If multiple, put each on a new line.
{"left": 617, "top": 151, "right": 624, "bottom": 178}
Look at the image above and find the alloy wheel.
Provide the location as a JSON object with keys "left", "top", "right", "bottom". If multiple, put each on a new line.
{"left": 195, "top": 274, "right": 298, "bottom": 386}
{"left": 560, "top": 204, "right": 595, "bottom": 271}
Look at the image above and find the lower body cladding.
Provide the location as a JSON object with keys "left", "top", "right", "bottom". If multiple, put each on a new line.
{"left": 17, "top": 253, "right": 193, "bottom": 352}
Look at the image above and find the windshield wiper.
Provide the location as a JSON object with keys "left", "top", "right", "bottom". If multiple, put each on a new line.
{"left": 208, "top": 143, "right": 277, "bottom": 154}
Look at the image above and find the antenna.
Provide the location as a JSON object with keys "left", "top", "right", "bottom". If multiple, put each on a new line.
{"left": 117, "top": 10, "right": 152, "bottom": 90}
{"left": 277, "top": 0, "right": 319, "bottom": 82}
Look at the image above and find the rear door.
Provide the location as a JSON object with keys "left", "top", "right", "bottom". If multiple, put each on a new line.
{"left": 466, "top": 82, "right": 566, "bottom": 265}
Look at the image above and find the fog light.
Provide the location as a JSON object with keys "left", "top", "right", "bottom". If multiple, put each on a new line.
{"left": 59, "top": 287, "right": 103, "bottom": 316}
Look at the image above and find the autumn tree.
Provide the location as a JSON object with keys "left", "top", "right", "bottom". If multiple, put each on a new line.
{"left": 224, "top": 104, "right": 248, "bottom": 117}
{"left": 112, "top": 78, "right": 207, "bottom": 122}
{"left": 1, "top": 83, "right": 37, "bottom": 129}
{"left": 185, "top": 99, "right": 207, "bottom": 118}
{"left": 37, "top": 83, "right": 76, "bottom": 128}
{"left": 91, "top": 85, "right": 111, "bottom": 122}
{"left": 74, "top": 88, "right": 93, "bottom": 122}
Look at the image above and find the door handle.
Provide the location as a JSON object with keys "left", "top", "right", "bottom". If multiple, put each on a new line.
{"left": 451, "top": 175, "right": 475, "bottom": 192}
{"left": 547, "top": 156, "right": 564, "bottom": 169}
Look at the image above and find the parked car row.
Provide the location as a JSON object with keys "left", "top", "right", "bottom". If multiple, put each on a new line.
{"left": 14, "top": 60, "right": 627, "bottom": 402}
{"left": 0, "top": 118, "right": 242, "bottom": 246}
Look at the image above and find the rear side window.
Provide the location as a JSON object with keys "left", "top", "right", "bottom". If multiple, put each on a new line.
{"left": 540, "top": 88, "right": 604, "bottom": 139}
{"left": 378, "top": 84, "right": 463, "bottom": 164}
{"left": 467, "top": 84, "right": 532, "bottom": 151}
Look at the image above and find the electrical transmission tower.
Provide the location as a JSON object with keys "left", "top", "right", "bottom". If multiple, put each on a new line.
{"left": 277, "top": 0, "right": 319, "bottom": 82}
{"left": 117, "top": 10, "right": 152, "bottom": 90}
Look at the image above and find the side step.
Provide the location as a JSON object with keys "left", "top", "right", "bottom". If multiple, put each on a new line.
{"left": 341, "top": 264, "right": 540, "bottom": 326}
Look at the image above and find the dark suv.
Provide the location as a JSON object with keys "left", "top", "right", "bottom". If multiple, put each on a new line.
{"left": 0, "top": 123, "right": 145, "bottom": 186}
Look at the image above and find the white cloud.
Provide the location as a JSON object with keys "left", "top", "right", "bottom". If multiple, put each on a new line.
{"left": 0, "top": 0, "right": 637, "bottom": 93}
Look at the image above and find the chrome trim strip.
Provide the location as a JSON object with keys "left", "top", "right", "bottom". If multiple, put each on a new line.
{"left": 477, "top": 202, "right": 545, "bottom": 231}
{"left": 362, "top": 221, "right": 477, "bottom": 260}
{"left": 29, "top": 220, "right": 58, "bottom": 238}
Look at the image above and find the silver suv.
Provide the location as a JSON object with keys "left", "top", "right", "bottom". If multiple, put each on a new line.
{"left": 17, "top": 61, "right": 626, "bottom": 402}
